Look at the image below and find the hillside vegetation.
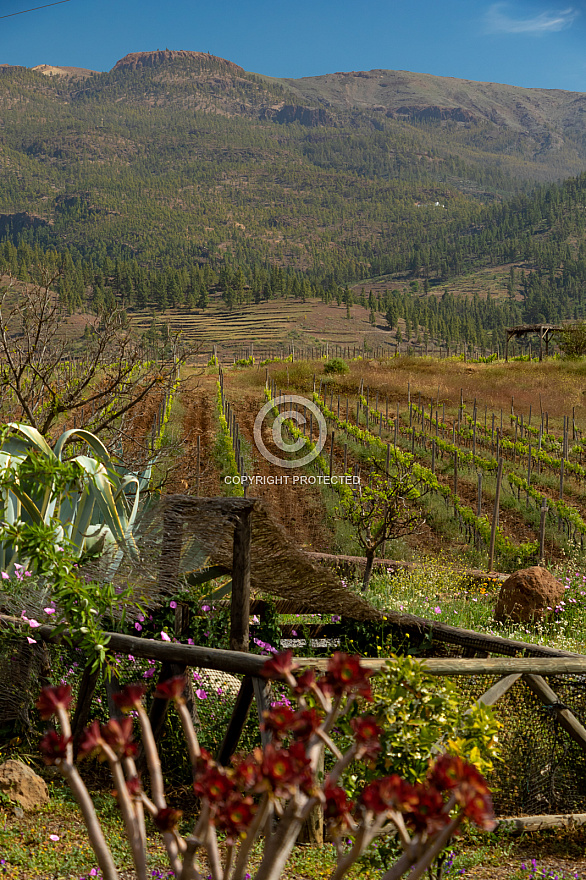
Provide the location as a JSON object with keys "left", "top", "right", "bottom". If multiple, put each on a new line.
{"left": 3, "top": 51, "right": 586, "bottom": 350}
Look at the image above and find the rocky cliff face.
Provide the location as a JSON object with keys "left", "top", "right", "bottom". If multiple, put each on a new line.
{"left": 261, "top": 104, "right": 332, "bottom": 126}
{"left": 112, "top": 50, "right": 244, "bottom": 75}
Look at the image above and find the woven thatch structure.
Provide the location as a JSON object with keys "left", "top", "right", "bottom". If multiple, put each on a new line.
{"left": 133, "top": 495, "right": 383, "bottom": 622}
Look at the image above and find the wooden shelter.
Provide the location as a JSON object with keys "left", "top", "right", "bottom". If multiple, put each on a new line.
{"left": 505, "top": 323, "right": 563, "bottom": 361}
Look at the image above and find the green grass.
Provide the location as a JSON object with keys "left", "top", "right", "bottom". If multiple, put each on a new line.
{"left": 365, "top": 556, "right": 586, "bottom": 653}
{"left": 4, "top": 783, "right": 583, "bottom": 879}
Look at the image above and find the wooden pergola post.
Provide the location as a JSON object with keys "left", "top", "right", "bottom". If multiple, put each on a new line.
{"left": 230, "top": 507, "right": 252, "bottom": 652}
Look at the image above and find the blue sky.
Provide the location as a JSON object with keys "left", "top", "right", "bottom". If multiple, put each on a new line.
{"left": 1, "top": 0, "right": 586, "bottom": 91}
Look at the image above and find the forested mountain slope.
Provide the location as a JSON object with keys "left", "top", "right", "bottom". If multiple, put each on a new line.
{"left": 1, "top": 50, "right": 585, "bottom": 279}
{"left": 2, "top": 49, "right": 586, "bottom": 344}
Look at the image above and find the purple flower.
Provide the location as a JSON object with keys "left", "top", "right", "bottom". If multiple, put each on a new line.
{"left": 170, "top": 600, "right": 177, "bottom": 609}
{"left": 195, "top": 689, "right": 208, "bottom": 700}
{"left": 160, "top": 632, "right": 171, "bottom": 642}
{"left": 201, "top": 604, "right": 210, "bottom": 612}
{"left": 433, "top": 607, "right": 442, "bottom": 614}
{"left": 135, "top": 622, "right": 142, "bottom": 631}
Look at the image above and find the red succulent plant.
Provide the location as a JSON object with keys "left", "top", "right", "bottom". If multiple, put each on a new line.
{"left": 35, "top": 685, "right": 73, "bottom": 720}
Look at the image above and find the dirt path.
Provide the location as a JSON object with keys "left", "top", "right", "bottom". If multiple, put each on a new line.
{"left": 165, "top": 384, "right": 223, "bottom": 496}
{"left": 228, "top": 390, "right": 334, "bottom": 551}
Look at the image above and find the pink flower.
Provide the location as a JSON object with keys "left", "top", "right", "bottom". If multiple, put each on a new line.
{"left": 160, "top": 632, "right": 171, "bottom": 642}
{"left": 27, "top": 637, "right": 37, "bottom": 644}
{"left": 170, "top": 600, "right": 177, "bottom": 609}
{"left": 29, "top": 619, "right": 41, "bottom": 628}
{"left": 201, "top": 604, "right": 210, "bottom": 612}
{"left": 134, "top": 622, "right": 142, "bottom": 631}
{"left": 195, "top": 689, "right": 208, "bottom": 700}
{"left": 433, "top": 607, "right": 442, "bottom": 614}
{"left": 49, "top": 834, "right": 60, "bottom": 842}
{"left": 44, "top": 607, "right": 56, "bottom": 614}
{"left": 1, "top": 572, "right": 9, "bottom": 580}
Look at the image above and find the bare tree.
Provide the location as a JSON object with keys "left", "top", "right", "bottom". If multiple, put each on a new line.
{"left": 339, "top": 458, "right": 427, "bottom": 591}
{"left": 0, "top": 272, "right": 188, "bottom": 450}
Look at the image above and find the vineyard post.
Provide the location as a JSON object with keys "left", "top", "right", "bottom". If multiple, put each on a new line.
{"left": 527, "top": 444, "right": 532, "bottom": 507}
{"left": 560, "top": 459, "right": 565, "bottom": 501}
{"left": 539, "top": 501, "right": 548, "bottom": 564}
{"left": 394, "top": 407, "right": 398, "bottom": 446}
{"left": 310, "top": 412, "right": 313, "bottom": 445}
{"left": 337, "top": 395, "right": 340, "bottom": 419}
{"left": 344, "top": 444, "right": 348, "bottom": 474}
{"left": 411, "top": 428, "right": 415, "bottom": 455}
{"left": 356, "top": 398, "right": 360, "bottom": 425}
{"left": 196, "top": 435, "right": 200, "bottom": 496}
{"left": 386, "top": 396, "right": 389, "bottom": 421}
{"left": 313, "top": 374, "right": 316, "bottom": 392}
{"left": 477, "top": 471, "right": 482, "bottom": 517}
{"left": 386, "top": 442, "right": 390, "bottom": 473}
{"left": 453, "top": 451, "right": 458, "bottom": 496}
{"left": 329, "top": 432, "right": 335, "bottom": 480}
{"left": 431, "top": 439, "right": 436, "bottom": 474}
{"left": 408, "top": 381, "right": 410, "bottom": 407}
{"left": 303, "top": 405, "right": 307, "bottom": 436}
{"left": 488, "top": 458, "right": 504, "bottom": 572}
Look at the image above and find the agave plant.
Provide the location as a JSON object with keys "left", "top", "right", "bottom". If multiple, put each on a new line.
{"left": 0, "top": 423, "right": 146, "bottom": 577}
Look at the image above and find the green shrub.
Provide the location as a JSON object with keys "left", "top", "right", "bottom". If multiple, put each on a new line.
{"left": 323, "top": 357, "right": 349, "bottom": 375}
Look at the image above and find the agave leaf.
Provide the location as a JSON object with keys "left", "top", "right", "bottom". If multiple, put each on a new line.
{"left": 184, "top": 565, "right": 230, "bottom": 586}
{"left": 201, "top": 579, "right": 233, "bottom": 604}
{"left": 4, "top": 423, "right": 55, "bottom": 458}
{"left": 53, "top": 428, "right": 114, "bottom": 466}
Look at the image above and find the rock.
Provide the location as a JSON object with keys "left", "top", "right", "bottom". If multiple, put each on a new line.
{"left": 494, "top": 566, "right": 564, "bottom": 623}
{"left": 0, "top": 759, "right": 49, "bottom": 810}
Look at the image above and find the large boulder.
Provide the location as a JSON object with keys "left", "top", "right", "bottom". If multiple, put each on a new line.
{"left": 0, "top": 759, "right": 49, "bottom": 810}
{"left": 494, "top": 566, "right": 564, "bottom": 623}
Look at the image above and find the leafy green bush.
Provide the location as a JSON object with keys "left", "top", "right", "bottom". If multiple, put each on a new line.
{"left": 323, "top": 357, "right": 349, "bottom": 375}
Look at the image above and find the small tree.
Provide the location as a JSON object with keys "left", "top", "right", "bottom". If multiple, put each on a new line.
{"left": 0, "top": 272, "right": 186, "bottom": 450}
{"left": 559, "top": 321, "right": 586, "bottom": 358}
{"left": 339, "top": 460, "right": 425, "bottom": 591}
